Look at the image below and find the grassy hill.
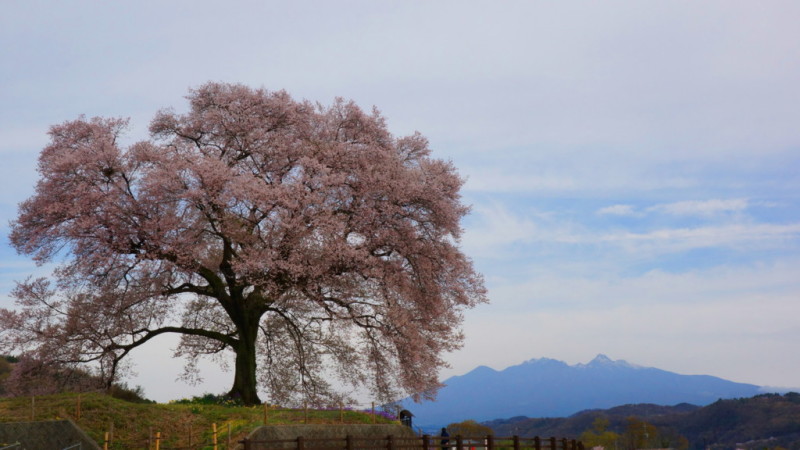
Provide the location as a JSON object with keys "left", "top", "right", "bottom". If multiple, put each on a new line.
{"left": 0, "top": 392, "right": 397, "bottom": 449}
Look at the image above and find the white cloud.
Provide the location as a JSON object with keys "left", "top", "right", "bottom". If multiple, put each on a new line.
{"left": 464, "top": 202, "right": 800, "bottom": 259}
{"left": 647, "top": 198, "right": 750, "bottom": 217}
{"left": 461, "top": 204, "right": 539, "bottom": 258}
{"left": 447, "top": 258, "right": 800, "bottom": 387}
{"left": 601, "top": 222, "right": 800, "bottom": 254}
{"left": 597, "top": 204, "right": 639, "bottom": 217}
{"left": 485, "top": 259, "right": 800, "bottom": 311}
{"left": 595, "top": 199, "right": 755, "bottom": 220}
{"left": 3, "top": 0, "right": 800, "bottom": 401}
{"left": 463, "top": 170, "right": 579, "bottom": 194}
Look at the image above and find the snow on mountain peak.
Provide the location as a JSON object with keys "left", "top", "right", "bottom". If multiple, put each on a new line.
{"left": 577, "top": 354, "right": 640, "bottom": 369}
{"left": 592, "top": 354, "right": 614, "bottom": 364}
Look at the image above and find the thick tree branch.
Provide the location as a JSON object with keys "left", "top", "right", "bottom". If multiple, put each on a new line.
{"left": 109, "top": 325, "right": 237, "bottom": 360}
{"left": 163, "top": 282, "right": 216, "bottom": 297}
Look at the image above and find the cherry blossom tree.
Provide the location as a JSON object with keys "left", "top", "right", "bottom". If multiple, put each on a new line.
{"left": 1, "top": 83, "right": 486, "bottom": 406}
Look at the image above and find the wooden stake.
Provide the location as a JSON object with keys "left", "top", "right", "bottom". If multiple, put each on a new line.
{"left": 103, "top": 432, "right": 109, "bottom": 450}
{"left": 212, "top": 423, "right": 218, "bottom": 450}
{"left": 155, "top": 431, "right": 161, "bottom": 450}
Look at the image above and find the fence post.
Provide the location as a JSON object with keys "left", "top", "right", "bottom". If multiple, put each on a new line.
{"left": 213, "top": 423, "right": 218, "bottom": 450}
{"left": 298, "top": 435, "right": 305, "bottom": 450}
{"left": 388, "top": 434, "right": 394, "bottom": 450}
{"left": 534, "top": 436, "right": 541, "bottom": 450}
{"left": 347, "top": 435, "right": 354, "bottom": 450}
{"left": 103, "top": 432, "right": 109, "bottom": 450}
{"left": 487, "top": 434, "right": 494, "bottom": 450}
{"left": 456, "top": 435, "right": 463, "bottom": 450}
{"left": 570, "top": 440, "right": 577, "bottom": 450}
{"left": 242, "top": 438, "right": 250, "bottom": 450}
{"left": 561, "top": 438, "right": 567, "bottom": 450}
{"left": 422, "top": 434, "right": 430, "bottom": 450}
{"left": 155, "top": 431, "right": 161, "bottom": 450}
{"left": 549, "top": 437, "right": 556, "bottom": 450}
{"left": 513, "top": 436, "right": 520, "bottom": 450}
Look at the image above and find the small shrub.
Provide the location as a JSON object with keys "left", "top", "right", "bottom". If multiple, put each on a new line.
{"left": 171, "top": 392, "right": 247, "bottom": 407}
{"left": 108, "top": 383, "right": 154, "bottom": 404}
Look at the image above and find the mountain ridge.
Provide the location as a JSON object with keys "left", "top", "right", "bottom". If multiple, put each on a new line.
{"left": 401, "top": 354, "right": 766, "bottom": 429}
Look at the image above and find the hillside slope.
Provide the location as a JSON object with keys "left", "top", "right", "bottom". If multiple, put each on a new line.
{"left": 0, "top": 393, "right": 395, "bottom": 449}
{"left": 486, "top": 393, "right": 800, "bottom": 450}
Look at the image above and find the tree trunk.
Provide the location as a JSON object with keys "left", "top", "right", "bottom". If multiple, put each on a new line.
{"left": 228, "top": 317, "right": 262, "bottom": 405}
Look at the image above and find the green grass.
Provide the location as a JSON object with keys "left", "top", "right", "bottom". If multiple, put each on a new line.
{"left": 0, "top": 392, "right": 397, "bottom": 449}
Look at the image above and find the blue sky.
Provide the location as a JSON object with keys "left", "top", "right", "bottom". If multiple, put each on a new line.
{"left": 1, "top": 1, "right": 799, "bottom": 403}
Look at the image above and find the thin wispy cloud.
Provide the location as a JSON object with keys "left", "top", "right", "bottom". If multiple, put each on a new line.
{"left": 603, "top": 223, "right": 800, "bottom": 254}
{"left": 474, "top": 199, "right": 797, "bottom": 258}
{"left": 647, "top": 198, "right": 750, "bottom": 217}
{"left": 597, "top": 204, "right": 639, "bottom": 217}
{"left": 597, "top": 198, "right": 754, "bottom": 219}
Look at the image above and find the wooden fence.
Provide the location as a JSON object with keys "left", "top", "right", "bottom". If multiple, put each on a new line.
{"left": 239, "top": 434, "right": 585, "bottom": 450}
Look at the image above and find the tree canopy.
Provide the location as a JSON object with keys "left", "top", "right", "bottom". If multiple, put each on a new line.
{"left": 0, "top": 82, "right": 486, "bottom": 405}
{"left": 446, "top": 419, "right": 495, "bottom": 437}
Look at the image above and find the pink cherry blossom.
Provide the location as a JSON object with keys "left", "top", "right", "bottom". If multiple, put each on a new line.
{"left": 2, "top": 83, "right": 487, "bottom": 406}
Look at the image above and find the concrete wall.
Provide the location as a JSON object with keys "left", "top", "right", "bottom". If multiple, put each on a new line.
{"left": 0, "top": 420, "right": 100, "bottom": 450}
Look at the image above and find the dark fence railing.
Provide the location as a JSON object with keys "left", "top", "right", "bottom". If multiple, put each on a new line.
{"left": 240, "top": 434, "right": 585, "bottom": 450}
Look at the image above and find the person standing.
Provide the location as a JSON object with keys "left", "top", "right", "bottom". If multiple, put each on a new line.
{"left": 440, "top": 427, "right": 450, "bottom": 450}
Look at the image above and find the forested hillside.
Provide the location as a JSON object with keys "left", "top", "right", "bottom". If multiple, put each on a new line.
{"left": 485, "top": 393, "right": 800, "bottom": 450}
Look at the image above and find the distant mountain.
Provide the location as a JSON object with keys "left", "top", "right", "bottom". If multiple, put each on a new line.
{"left": 401, "top": 354, "right": 763, "bottom": 429}
{"left": 487, "top": 393, "right": 800, "bottom": 450}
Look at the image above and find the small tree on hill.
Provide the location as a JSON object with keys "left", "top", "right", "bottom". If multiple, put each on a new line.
{"left": 579, "top": 416, "right": 620, "bottom": 450}
{"left": 447, "top": 420, "right": 494, "bottom": 437}
{"left": 0, "top": 82, "right": 487, "bottom": 406}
